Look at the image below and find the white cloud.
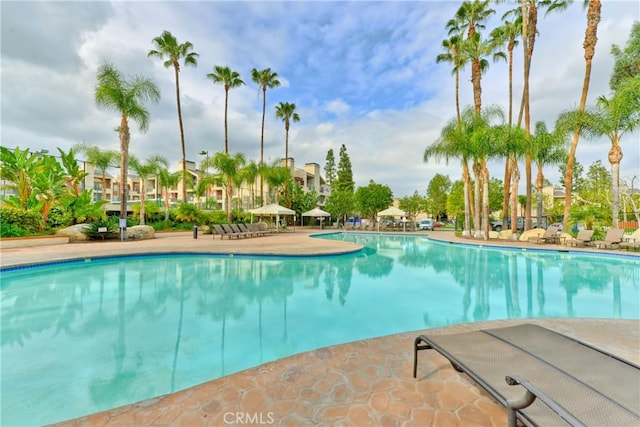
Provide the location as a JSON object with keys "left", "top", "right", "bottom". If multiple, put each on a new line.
{"left": 1, "top": 0, "right": 638, "bottom": 199}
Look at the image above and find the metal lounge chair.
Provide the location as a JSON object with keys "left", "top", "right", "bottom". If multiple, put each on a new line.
{"left": 413, "top": 323, "right": 640, "bottom": 427}
{"left": 528, "top": 225, "right": 560, "bottom": 244}
{"left": 565, "top": 229, "right": 594, "bottom": 247}
{"left": 592, "top": 228, "right": 625, "bottom": 249}
{"left": 229, "top": 223, "right": 253, "bottom": 238}
{"left": 237, "top": 223, "right": 261, "bottom": 237}
{"left": 222, "top": 223, "right": 247, "bottom": 238}
{"left": 212, "top": 224, "right": 238, "bottom": 240}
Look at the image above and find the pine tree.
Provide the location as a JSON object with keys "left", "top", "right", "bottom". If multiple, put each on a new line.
{"left": 335, "top": 144, "right": 354, "bottom": 193}
{"left": 324, "top": 149, "right": 336, "bottom": 187}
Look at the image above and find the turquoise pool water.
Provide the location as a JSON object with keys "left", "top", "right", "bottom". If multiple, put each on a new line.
{"left": 2, "top": 233, "right": 639, "bottom": 425}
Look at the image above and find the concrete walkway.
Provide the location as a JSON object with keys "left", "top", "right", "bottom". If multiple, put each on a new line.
{"left": 2, "top": 229, "right": 638, "bottom": 426}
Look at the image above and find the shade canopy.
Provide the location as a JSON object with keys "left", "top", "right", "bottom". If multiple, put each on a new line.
{"left": 301, "top": 207, "right": 331, "bottom": 217}
{"left": 249, "top": 203, "right": 295, "bottom": 216}
{"left": 377, "top": 206, "right": 406, "bottom": 217}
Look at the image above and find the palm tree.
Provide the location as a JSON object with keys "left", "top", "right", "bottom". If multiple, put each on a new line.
{"left": 206, "top": 66, "right": 245, "bottom": 154}
{"left": 563, "top": 0, "right": 602, "bottom": 231}
{"left": 263, "top": 163, "right": 291, "bottom": 205}
{"left": 274, "top": 102, "right": 300, "bottom": 167}
{"left": 157, "top": 168, "right": 181, "bottom": 220}
{"left": 530, "top": 121, "right": 568, "bottom": 225}
{"left": 242, "top": 160, "right": 260, "bottom": 209}
{"left": 491, "top": 17, "right": 521, "bottom": 228}
{"left": 251, "top": 68, "right": 281, "bottom": 205}
{"left": 204, "top": 152, "right": 246, "bottom": 222}
{"left": 505, "top": 0, "right": 572, "bottom": 229}
{"left": 94, "top": 62, "right": 161, "bottom": 236}
{"left": 128, "top": 155, "right": 168, "bottom": 225}
{"left": 148, "top": 30, "right": 199, "bottom": 203}
{"left": 74, "top": 143, "right": 119, "bottom": 202}
{"left": 436, "top": 34, "right": 466, "bottom": 122}
{"left": 557, "top": 77, "right": 640, "bottom": 228}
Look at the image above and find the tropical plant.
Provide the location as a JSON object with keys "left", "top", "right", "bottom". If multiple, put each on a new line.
{"left": 609, "top": 21, "right": 640, "bottom": 91}
{"left": 85, "top": 218, "right": 119, "bottom": 240}
{"left": 0, "top": 146, "right": 40, "bottom": 210}
{"left": 94, "top": 61, "right": 161, "bottom": 234}
{"left": 174, "top": 202, "right": 203, "bottom": 225}
{"left": 56, "top": 148, "right": 89, "bottom": 196}
{"left": 73, "top": 142, "right": 119, "bottom": 201}
{"left": 251, "top": 67, "right": 281, "bottom": 204}
{"left": 148, "top": 30, "right": 199, "bottom": 202}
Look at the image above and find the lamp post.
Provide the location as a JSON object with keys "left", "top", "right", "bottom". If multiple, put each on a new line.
{"left": 198, "top": 150, "right": 209, "bottom": 209}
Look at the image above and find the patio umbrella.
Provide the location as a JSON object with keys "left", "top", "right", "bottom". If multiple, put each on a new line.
{"left": 302, "top": 207, "right": 331, "bottom": 228}
{"left": 377, "top": 206, "right": 408, "bottom": 232}
{"left": 249, "top": 203, "right": 295, "bottom": 231}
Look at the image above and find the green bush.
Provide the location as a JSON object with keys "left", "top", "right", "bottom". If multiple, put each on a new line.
{"left": 47, "top": 206, "right": 72, "bottom": 229}
{"left": 85, "top": 218, "right": 120, "bottom": 240}
{"left": 0, "top": 207, "right": 41, "bottom": 235}
{"left": 0, "top": 221, "right": 27, "bottom": 237}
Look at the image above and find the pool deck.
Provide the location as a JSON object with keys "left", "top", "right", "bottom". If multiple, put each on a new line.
{"left": 2, "top": 229, "right": 639, "bottom": 426}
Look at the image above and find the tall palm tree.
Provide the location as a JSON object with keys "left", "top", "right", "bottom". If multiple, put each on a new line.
{"left": 557, "top": 77, "right": 640, "bottom": 228}
{"left": 436, "top": 34, "right": 466, "bottom": 122}
{"left": 94, "top": 62, "right": 160, "bottom": 236}
{"left": 74, "top": 142, "right": 119, "bottom": 202}
{"left": 251, "top": 68, "right": 281, "bottom": 205}
{"left": 563, "top": 0, "right": 602, "bottom": 231}
{"left": 491, "top": 17, "right": 522, "bottom": 228}
{"left": 274, "top": 102, "right": 300, "bottom": 167}
{"left": 530, "top": 121, "right": 568, "bottom": 225}
{"left": 206, "top": 66, "right": 245, "bottom": 154}
{"left": 505, "top": 0, "right": 572, "bottom": 229}
{"left": 275, "top": 102, "right": 300, "bottom": 209}
{"left": 204, "top": 152, "right": 246, "bottom": 222}
{"left": 148, "top": 30, "right": 199, "bottom": 203}
{"left": 128, "top": 155, "right": 168, "bottom": 225}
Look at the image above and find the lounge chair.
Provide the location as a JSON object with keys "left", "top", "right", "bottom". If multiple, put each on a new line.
{"left": 592, "top": 228, "right": 625, "bottom": 249}
{"left": 212, "top": 224, "right": 238, "bottom": 240}
{"left": 620, "top": 240, "right": 640, "bottom": 251}
{"left": 238, "top": 223, "right": 262, "bottom": 237}
{"left": 565, "top": 229, "right": 594, "bottom": 247}
{"left": 527, "top": 225, "right": 560, "bottom": 244}
{"left": 222, "top": 223, "right": 248, "bottom": 238}
{"left": 413, "top": 323, "right": 640, "bottom": 427}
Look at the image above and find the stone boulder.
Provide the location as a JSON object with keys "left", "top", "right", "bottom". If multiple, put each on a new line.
{"left": 519, "top": 228, "right": 544, "bottom": 242}
{"left": 56, "top": 224, "right": 91, "bottom": 242}
{"left": 128, "top": 225, "right": 155, "bottom": 240}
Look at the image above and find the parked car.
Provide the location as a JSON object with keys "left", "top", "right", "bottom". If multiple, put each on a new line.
{"left": 491, "top": 217, "right": 539, "bottom": 232}
{"left": 419, "top": 219, "right": 434, "bottom": 230}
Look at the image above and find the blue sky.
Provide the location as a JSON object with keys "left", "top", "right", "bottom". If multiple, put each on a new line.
{"left": 1, "top": 1, "right": 639, "bottom": 198}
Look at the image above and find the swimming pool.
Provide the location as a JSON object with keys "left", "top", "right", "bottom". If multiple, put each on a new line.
{"left": 2, "top": 233, "right": 638, "bottom": 425}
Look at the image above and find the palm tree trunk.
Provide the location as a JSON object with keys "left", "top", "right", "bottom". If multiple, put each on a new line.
{"left": 224, "top": 88, "right": 229, "bottom": 154}
{"left": 473, "top": 160, "right": 482, "bottom": 238}
{"left": 119, "top": 116, "right": 130, "bottom": 240}
{"left": 609, "top": 141, "right": 622, "bottom": 228}
{"left": 462, "top": 160, "right": 472, "bottom": 236}
{"left": 510, "top": 164, "right": 520, "bottom": 237}
{"left": 140, "top": 181, "right": 146, "bottom": 225}
{"left": 502, "top": 158, "right": 512, "bottom": 229}
{"left": 174, "top": 66, "right": 187, "bottom": 203}
{"left": 536, "top": 162, "right": 544, "bottom": 225}
{"left": 564, "top": 0, "right": 601, "bottom": 231}
{"left": 482, "top": 160, "right": 490, "bottom": 240}
{"left": 259, "top": 87, "right": 267, "bottom": 206}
